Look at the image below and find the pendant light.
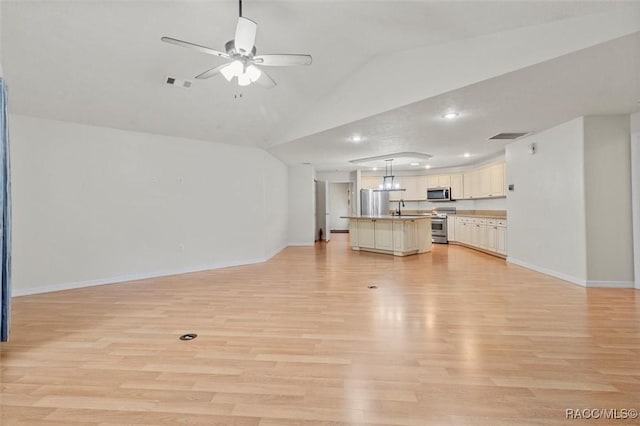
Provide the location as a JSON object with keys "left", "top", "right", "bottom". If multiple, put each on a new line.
{"left": 375, "top": 159, "right": 406, "bottom": 192}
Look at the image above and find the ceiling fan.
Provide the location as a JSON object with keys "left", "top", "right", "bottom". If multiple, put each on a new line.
{"left": 161, "top": 0, "right": 312, "bottom": 88}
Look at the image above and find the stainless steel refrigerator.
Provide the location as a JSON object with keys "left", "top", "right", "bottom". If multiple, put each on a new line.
{"left": 360, "top": 189, "right": 390, "bottom": 216}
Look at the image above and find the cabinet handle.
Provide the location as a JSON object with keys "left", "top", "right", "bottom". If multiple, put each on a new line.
{"left": 494, "top": 226, "right": 497, "bottom": 229}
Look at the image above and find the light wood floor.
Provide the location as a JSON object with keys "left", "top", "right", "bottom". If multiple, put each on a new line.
{"left": 1, "top": 234, "right": 639, "bottom": 425}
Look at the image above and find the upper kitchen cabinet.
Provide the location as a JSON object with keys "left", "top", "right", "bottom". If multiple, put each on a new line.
{"left": 426, "top": 175, "right": 439, "bottom": 189}
{"left": 450, "top": 174, "right": 463, "bottom": 200}
{"left": 438, "top": 175, "right": 451, "bottom": 188}
{"left": 462, "top": 162, "right": 506, "bottom": 199}
{"left": 392, "top": 176, "right": 425, "bottom": 201}
{"left": 489, "top": 163, "right": 506, "bottom": 197}
{"left": 361, "top": 176, "right": 382, "bottom": 190}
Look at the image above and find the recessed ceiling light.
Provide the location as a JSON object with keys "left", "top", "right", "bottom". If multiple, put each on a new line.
{"left": 372, "top": 167, "right": 378, "bottom": 171}
{"left": 351, "top": 135, "right": 362, "bottom": 142}
{"left": 442, "top": 112, "right": 459, "bottom": 120}
{"left": 410, "top": 162, "right": 420, "bottom": 166}
{"left": 463, "top": 153, "right": 471, "bottom": 158}
{"left": 425, "top": 165, "right": 431, "bottom": 169}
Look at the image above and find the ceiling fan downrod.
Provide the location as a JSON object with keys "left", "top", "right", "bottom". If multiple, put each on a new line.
{"left": 239, "top": 0, "right": 243, "bottom": 17}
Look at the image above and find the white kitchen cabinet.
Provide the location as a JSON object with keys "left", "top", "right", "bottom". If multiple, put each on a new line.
{"left": 496, "top": 221, "right": 507, "bottom": 255}
{"left": 349, "top": 217, "right": 432, "bottom": 256}
{"left": 453, "top": 216, "right": 507, "bottom": 257}
{"left": 394, "top": 220, "right": 418, "bottom": 252}
{"left": 476, "top": 167, "right": 491, "bottom": 198}
{"left": 463, "top": 171, "right": 475, "bottom": 199}
{"left": 485, "top": 220, "right": 498, "bottom": 252}
{"left": 357, "top": 220, "right": 375, "bottom": 248}
{"left": 361, "top": 176, "right": 382, "bottom": 190}
{"left": 450, "top": 174, "right": 463, "bottom": 200}
{"left": 438, "top": 175, "right": 451, "bottom": 188}
{"left": 447, "top": 216, "right": 456, "bottom": 241}
{"left": 414, "top": 175, "right": 428, "bottom": 200}
{"left": 459, "top": 163, "right": 506, "bottom": 199}
{"left": 426, "top": 175, "right": 439, "bottom": 188}
{"left": 374, "top": 220, "right": 394, "bottom": 250}
{"left": 489, "top": 163, "right": 506, "bottom": 197}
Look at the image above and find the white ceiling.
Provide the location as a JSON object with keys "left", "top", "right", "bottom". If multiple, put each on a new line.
{"left": 3, "top": 1, "right": 640, "bottom": 171}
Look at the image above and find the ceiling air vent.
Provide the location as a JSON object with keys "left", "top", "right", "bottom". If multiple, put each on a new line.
{"left": 165, "top": 76, "right": 192, "bottom": 88}
{"left": 489, "top": 132, "right": 528, "bottom": 140}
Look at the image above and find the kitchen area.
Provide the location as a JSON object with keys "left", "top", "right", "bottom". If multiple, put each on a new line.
{"left": 336, "top": 159, "right": 508, "bottom": 258}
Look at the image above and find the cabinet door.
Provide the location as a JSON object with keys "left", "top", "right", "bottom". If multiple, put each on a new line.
{"left": 476, "top": 167, "right": 491, "bottom": 198}
{"left": 357, "top": 220, "right": 375, "bottom": 248}
{"left": 374, "top": 220, "right": 394, "bottom": 250}
{"left": 349, "top": 220, "right": 359, "bottom": 247}
{"left": 414, "top": 175, "right": 428, "bottom": 201}
{"left": 389, "top": 177, "right": 403, "bottom": 201}
{"left": 426, "top": 175, "right": 439, "bottom": 188}
{"left": 463, "top": 172, "right": 474, "bottom": 199}
{"left": 401, "top": 176, "right": 418, "bottom": 200}
{"left": 447, "top": 216, "right": 455, "bottom": 241}
{"left": 489, "top": 163, "right": 505, "bottom": 197}
{"left": 361, "top": 176, "right": 381, "bottom": 190}
{"left": 455, "top": 217, "right": 464, "bottom": 243}
{"left": 438, "top": 175, "right": 451, "bottom": 188}
{"left": 497, "top": 226, "right": 507, "bottom": 255}
{"left": 405, "top": 220, "right": 417, "bottom": 251}
{"left": 450, "top": 174, "right": 463, "bottom": 200}
{"left": 486, "top": 223, "right": 497, "bottom": 252}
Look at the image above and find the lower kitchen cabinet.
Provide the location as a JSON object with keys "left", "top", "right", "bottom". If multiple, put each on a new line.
{"left": 451, "top": 216, "right": 507, "bottom": 257}
{"left": 349, "top": 217, "right": 432, "bottom": 256}
{"left": 374, "top": 220, "right": 394, "bottom": 250}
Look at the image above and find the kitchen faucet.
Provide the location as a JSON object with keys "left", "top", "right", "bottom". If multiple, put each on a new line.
{"left": 396, "top": 199, "right": 405, "bottom": 216}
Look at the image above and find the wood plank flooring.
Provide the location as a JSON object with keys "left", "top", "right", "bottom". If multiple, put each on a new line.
{"left": 1, "top": 234, "right": 639, "bottom": 425}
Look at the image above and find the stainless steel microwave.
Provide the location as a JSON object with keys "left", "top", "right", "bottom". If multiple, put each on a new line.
{"left": 427, "top": 187, "right": 452, "bottom": 202}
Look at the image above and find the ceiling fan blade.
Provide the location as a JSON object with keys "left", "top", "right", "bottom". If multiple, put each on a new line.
{"left": 234, "top": 17, "right": 257, "bottom": 54}
{"left": 255, "top": 68, "right": 277, "bottom": 89}
{"left": 161, "top": 37, "right": 229, "bottom": 59}
{"left": 194, "top": 63, "right": 231, "bottom": 80}
{"left": 254, "top": 54, "right": 312, "bottom": 66}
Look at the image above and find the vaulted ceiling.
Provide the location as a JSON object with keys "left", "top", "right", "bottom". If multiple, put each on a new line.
{"left": 3, "top": 1, "right": 640, "bottom": 171}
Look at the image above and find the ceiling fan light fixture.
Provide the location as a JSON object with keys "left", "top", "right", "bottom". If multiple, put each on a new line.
{"left": 238, "top": 73, "right": 251, "bottom": 86}
{"left": 221, "top": 61, "right": 242, "bottom": 81}
{"left": 246, "top": 65, "right": 262, "bottom": 82}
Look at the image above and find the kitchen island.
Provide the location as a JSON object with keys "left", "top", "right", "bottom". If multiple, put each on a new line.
{"left": 342, "top": 215, "right": 432, "bottom": 256}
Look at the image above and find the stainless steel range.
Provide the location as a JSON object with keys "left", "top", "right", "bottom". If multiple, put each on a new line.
{"left": 431, "top": 207, "right": 456, "bottom": 244}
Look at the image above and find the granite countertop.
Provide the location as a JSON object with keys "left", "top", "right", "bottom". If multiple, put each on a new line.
{"left": 341, "top": 215, "right": 432, "bottom": 221}
{"left": 450, "top": 212, "right": 507, "bottom": 220}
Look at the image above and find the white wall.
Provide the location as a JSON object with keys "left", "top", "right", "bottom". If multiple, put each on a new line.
{"left": 262, "top": 154, "right": 289, "bottom": 259}
{"left": 506, "top": 118, "right": 588, "bottom": 284}
{"left": 583, "top": 115, "right": 633, "bottom": 284}
{"left": 0, "top": 0, "right": 3, "bottom": 77}
{"left": 329, "top": 183, "right": 350, "bottom": 231}
{"left": 10, "top": 115, "right": 288, "bottom": 295}
{"left": 288, "top": 164, "right": 314, "bottom": 245}
{"left": 631, "top": 112, "right": 640, "bottom": 289}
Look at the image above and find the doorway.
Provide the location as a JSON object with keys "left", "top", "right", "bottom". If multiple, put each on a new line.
{"left": 329, "top": 183, "right": 350, "bottom": 233}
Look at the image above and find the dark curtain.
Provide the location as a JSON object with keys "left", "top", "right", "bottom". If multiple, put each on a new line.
{"left": 0, "top": 78, "right": 12, "bottom": 342}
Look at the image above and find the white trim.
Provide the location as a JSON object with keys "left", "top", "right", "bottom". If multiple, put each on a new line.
{"left": 507, "top": 257, "right": 587, "bottom": 287}
{"left": 287, "top": 241, "right": 314, "bottom": 246}
{"left": 585, "top": 280, "right": 635, "bottom": 288}
{"left": 13, "top": 256, "right": 271, "bottom": 297}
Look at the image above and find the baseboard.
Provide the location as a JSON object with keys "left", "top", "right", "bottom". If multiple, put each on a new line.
{"left": 287, "top": 242, "right": 314, "bottom": 246}
{"left": 330, "top": 230, "right": 349, "bottom": 233}
{"left": 585, "top": 280, "right": 635, "bottom": 288}
{"left": 507, "top": 257, "right": 587, "bottom": 287}
{"left": 12, "top": 255, "right": 274, "bottom": 298}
